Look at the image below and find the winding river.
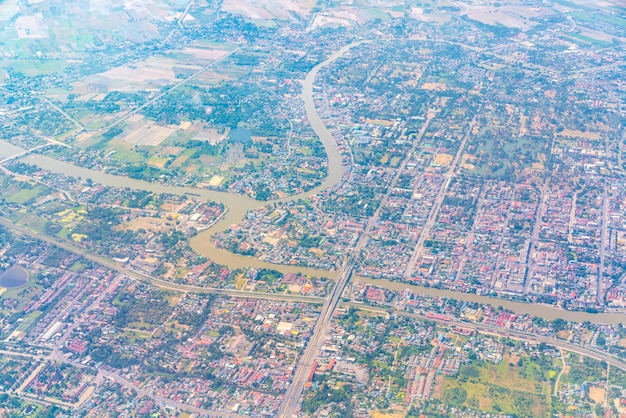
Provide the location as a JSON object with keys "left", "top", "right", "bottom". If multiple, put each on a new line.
{"left": 5, "top": 41, "right": 625, "bottom": 324}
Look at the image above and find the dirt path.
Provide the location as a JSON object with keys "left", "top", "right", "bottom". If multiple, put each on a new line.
{"left": 554, "top": 349, "right": 566, "bottom": 396}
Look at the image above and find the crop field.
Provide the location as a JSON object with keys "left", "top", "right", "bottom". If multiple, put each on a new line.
{"left": 464, "top": 7, "right": 542, "bottom": 29}
{"left": 122, "top": 122, "right": 176, "bottom": 147}
{"left": 178, "top": 46, "right": 231, "bottom": 63}
{"left": 103, "top": 140, "right": 145, "bottom": 164}
{"left": 69, "top": 45, "right": 232, "bottom": 95}
{"left": 80, "top": 65, "right": 176, "bottom": 91}
{"left": 191, "top": 70, "right": 235, "bottom": 86}
{"left": 222, "top": 0, "right": 316, "bottom": 21}
{"left": 568, "top": 10, "right": 626, "bottom": 29}
{"left": 563, "top": 33, "right": 612, "bottom": 48}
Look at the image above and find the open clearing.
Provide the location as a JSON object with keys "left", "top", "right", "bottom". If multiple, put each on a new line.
{"left": 179, "top": 47, "right": 231, "bottom": 62}
{"left": 434, "top": 153, "right": 453, "bottom": 166}
{"left": 122, "top": 122, "right": 176, "bottom": 147}
{"left": 77, "top": 65, "right": 176, "bottom": 92}
{"left": 462, "top": 5, "right": 546, "bottom": 29}
{"left": 442, "top": 356, "right": 550, "bottom": 416}
{"left": 370, "top": 411, "right": 405, "bottom": 418}
{"left": 558, "top": 129, "right": 601, "bottom": 140}
{"left": 588, "top": 386, "right": 605, "bottom": 404}
{"left": 421, "top": 82, "right": 447, "bottom": 91}
{"left": 222, "top": 0, "right": 315, "bottom": 21}
{"left": 117, "top": 216, "right": 171, "bottom": 232}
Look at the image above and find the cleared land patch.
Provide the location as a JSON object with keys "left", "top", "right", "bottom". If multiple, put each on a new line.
{"left": 558, "top": 129, "right": 601, "bottom": 140}
{"left": 122, "top": 122, "right": 176, "bottom": 147}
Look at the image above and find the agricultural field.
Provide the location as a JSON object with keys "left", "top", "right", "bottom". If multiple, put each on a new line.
{"left": 221, "top": 0, "right": 316, "bottom": 21}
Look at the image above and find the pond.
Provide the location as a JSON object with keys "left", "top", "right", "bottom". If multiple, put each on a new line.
{"left": 0, "top": 265, "right": 29, "bottom": 288}
{"left": 228, "top": 128, "right": 253, "bottom": 145}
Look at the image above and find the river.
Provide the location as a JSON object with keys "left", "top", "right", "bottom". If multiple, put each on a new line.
{"left": 3, "top": 41, "right": 625, "bottom": 324}
{"left": 356, "top": 276, "right": 626, "bottom": 324}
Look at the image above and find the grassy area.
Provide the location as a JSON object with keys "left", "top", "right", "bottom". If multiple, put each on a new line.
{"left": 56, "top": 227, "right": 71, "bottom": 240}
{"left": 189, "top": 40, "right": 235, "bottom": 49}
{"left": 1, "top": 59, "right": 69, "bottom": 76}
{"left": 13, "top": 211, "right": 48, "bottom": 232}
{"left": 14, "top": 310, "right": 42, "bottom": 333}
{"left": 390, "top": 156, "right": 402, "bottom": 167}
{"left": 147, "top": 155, "right": 169, "bottom": 168}
{"left": 4, "top": 185, "right": 48, "bottom": 204}
{"left": 561, "top": 354, "right": 606, "bottom": 385}
{"left": 442, "top": 356, "right": 551, "bottom": 416}
{"left": 68, "top": 260, "right": 90, "bottom": 273}
{"left": 365, "top": 7, "right": 391, "bottom": 21}
{"left": 568, "top": 11, "right": 626, "bottom": 28}
{"left": 122, "top": 329, "right": 152, "bottom": 344}
{"left": 234, "top": 275, "right": 247, "bottom": 290}
{"left": 296, "top": 146, "right": 314, "bottom": 156}
{"left": 105, "top": 140, "right": 145, "bottom": 163}
{"left": 563, "top": 33, "right": 612, "bottom": 48}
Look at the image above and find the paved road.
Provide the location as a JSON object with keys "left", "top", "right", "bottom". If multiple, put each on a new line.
{"left": 99, "top": 369, "right": 242, "bottom": 417}
{"left": 598, "top": 187, "right": 608, "bottom": 304}
{"left": 524, "top": 178, "right": 549, "bottom": 294}
{"left": 6, "top": 36, "right": 626, "bottom": 416}
{"left": 41, "top": 97, "right": 85, "bottom": 130}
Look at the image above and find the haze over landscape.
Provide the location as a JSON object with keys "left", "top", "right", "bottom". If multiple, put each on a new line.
{"left": 0, "top": 0, "right": 625, "bottom": 416}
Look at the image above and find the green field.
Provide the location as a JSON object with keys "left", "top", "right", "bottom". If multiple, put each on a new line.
{"left": 561, "top": 354, "right": 606, "bottom": 385}
{"left": 14, "top": 310, "right": 42, "bottom": 333}
{"left": 563, "top": 33, "right": 612, "bottom": 48}
{"left": 365, "top": 7, "right": 391, "bottom": 22}
{"left": 442, "top": 356, "right": 552, "bottom": 417}
{"left": 568, "top": 11, "right": 626, "bottom": 28}
{"left": 4, "top": 185, "right": 48, "bottom": 204}
{"left": 1, "top": 59, "right": 69, "bottom": 76}
{"left": 105, "top": 140, "right": 146, "bottom": 163}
